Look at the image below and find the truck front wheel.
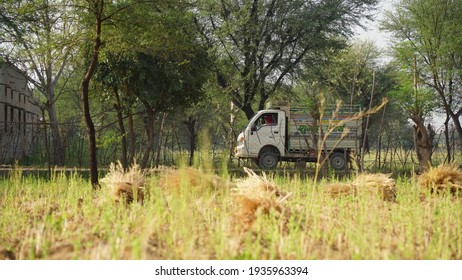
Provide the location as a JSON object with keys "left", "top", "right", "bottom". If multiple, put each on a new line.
{"left": 329, "top": 152, "right": 347, "bottom": 171}
{"left": 259, "top": 151, "right": 278, "bottom": 170}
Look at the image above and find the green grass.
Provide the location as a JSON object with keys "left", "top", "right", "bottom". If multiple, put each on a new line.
{"left": 1, "top": 167, "right": 462, "bottom": 260}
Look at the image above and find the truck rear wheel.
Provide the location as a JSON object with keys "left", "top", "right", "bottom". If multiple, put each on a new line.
{"left": 259, "top": 151, "right": 278, "bottom": 170}
{"left": 329, "top": 152, "right": 347, "bottom": 171}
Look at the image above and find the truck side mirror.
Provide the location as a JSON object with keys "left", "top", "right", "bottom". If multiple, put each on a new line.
{"left": 251, "top": 123, "right": 257, "bottom": 131}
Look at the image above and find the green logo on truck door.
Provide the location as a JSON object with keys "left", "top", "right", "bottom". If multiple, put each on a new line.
{"left": 298, "top": 125, "right": 308, "bottom": 134}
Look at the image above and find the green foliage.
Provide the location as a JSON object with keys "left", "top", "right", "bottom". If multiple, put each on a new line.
{"left": 382, "top": 0, "right": 462, "bottom": 126}
{"left": 388, "top": 68, "right": 436, "bottom": 119}
{"left": 94, "top": 0, "right": 212, "bottom": 112}
{"left": 196, "top": 0, "right": 379, "bottom": 119}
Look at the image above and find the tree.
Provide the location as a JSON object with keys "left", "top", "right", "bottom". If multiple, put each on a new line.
{"left": 127, "top": 49, "right": 210, "bottom": 168}
{"left": 77, "top": 0, "right": 105, "bottom": 187}
{"left": 94, "top": 52, "right": 135, "bottom": 169}
{"left": 388, "top": 57, "right": 436, "bottom": 172}
{"left": 0, "top": 0, "right": 77, "bottom": 165}
{"left": 94, "top": 2, "right": 211, "bottom": 169}
{"left": 306, "top": 41, "right": 396, "bottom": 153}
{"left": 382, "top": 0, "right": 462, "bottom": 150}
{"left": 77, "top": 0, "right": 200, "bottom": 185}
{"left": 195, "top": 0, "right": 378, "bottom": 119}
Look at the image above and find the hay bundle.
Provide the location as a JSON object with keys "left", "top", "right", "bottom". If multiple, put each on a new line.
{"left": 232, "top": 168, "right": 291, "bottom": 229}
{"left": 324, "top": 173, "right": 397, "bottom": 202}
{"left": 417, "top": 164, "right": 462, "bottom": 195}
{"left": 159, "top": 167, "right": 232, "bottom": 193}
{"left": 351, "top": 173, "right": 397, "bottom": 202}
{"left": 101, "top": 161, "right": 146, "bottom": 204}
{"left": 0, "top": 246, "right": 15, "bottom": 260}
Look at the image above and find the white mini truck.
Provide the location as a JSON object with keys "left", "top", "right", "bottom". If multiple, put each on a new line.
{"left": 235, "top": 101, "right": 362, "bottom": 171}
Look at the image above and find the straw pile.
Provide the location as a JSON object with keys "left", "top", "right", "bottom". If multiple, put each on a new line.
{"left": 101, "top": 161, "right": 146, "bottom": 204}
{"left": 324, "top": 173, "right": 397, "bottom": 202}
{"left": 352, "top": 173, "right": 397, "bottom": 202}
{"left": 0, "top": 246, "right": 15, "bottom": 260}
{"left": 417, "top": 164, "right": 462, "bottom": 195}
{"left": 232, "top": 168, "right": 292, "bottom": 229}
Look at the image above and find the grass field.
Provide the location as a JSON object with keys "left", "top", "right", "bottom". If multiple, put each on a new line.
{"left": 1, "top": 164, "right": 462, "bottom": 260}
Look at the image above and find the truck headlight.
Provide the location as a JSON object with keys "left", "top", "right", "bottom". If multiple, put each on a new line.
{"left": 237, "top": 132, "right": 245, "bottom": 142}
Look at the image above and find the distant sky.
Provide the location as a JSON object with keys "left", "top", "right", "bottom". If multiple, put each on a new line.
{"left": 353, "top": 0, "right": 395, "bottom": 50}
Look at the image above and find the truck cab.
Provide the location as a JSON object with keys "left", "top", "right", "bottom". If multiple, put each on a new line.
{"left": 235, "top": 109, "right": 286, "bottom": 169}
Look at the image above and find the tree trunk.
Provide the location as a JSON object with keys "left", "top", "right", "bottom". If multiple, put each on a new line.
{"left": 412, "top": 56, "right": 432, "bottom": 173}
{"left": 81, "top": 0, "right": 103, "bottom": 189}
{"left": 45, "top": 100, "right": 65, "bottom": 166}
{"left": 155, "top": 112, "right": 168, "bottom": 167}
{"left": 412, "top": 116, "right": 433, "bottom": 173}
{"left": 127, "top": 107, "right": 136, "bottom": 164}
{"left": 113, "top": 87, "right": 127, "bottom": 168}
{"left": 40, "top": 108, "right": 52, "bottom": 179}
{"left": 443, "top": 114, "right": 451, "bottom": 163}
{"left": 184, "top": 116, "right": 197, "bottom": 166}
{"left": 449, "top": 112, "right": 462, "bottom": 152}
{"left": 228, "top": 101, "right": 239, "bottom": 163}
{"left": 140, "top": 101, "right": 156, "bottom": 169}
{"left": 82, "top": 86, "right": 98, "bottom": 188}
{"left": 241, "top": 103, "right": 255, "bottom": 120}
{"left": 375, "top": 104, "right": 386, "bottom": 169}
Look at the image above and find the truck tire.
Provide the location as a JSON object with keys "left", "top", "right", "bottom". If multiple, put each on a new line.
{"left": 259, "top": 150, "right": 278, "bottom": 170}
{"left": 329, "top": 152, "right": 347, "bottom": 171}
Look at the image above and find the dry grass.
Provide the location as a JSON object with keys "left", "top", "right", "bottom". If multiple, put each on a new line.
{"left": 101, "top": 161, "right": 146, "bottom": 204}
{"left": 232, "top": 168, "right": 292, "bottom": 229}
{"left": 159, "top": 167, "right": 233, "bottom": 193}
{"left": 4, "top": 164, "right": 462, "bottom": 260}
{"left": 324, "top": 173, "right": 397, "bottom": 202}
{"left": 324, "top": 182, "right": 356, "bottom": 197}
{"left": 417, "top": 164, "right": 462, "bottom": 195}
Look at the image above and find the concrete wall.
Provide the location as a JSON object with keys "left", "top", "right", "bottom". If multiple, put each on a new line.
{"left": 0, "top": 62, "right": 41, "bottom": 164}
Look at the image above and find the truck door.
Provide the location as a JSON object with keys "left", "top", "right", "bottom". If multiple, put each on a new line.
{"left": 246, "top": 111, "right": 285, "bottom": 156}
